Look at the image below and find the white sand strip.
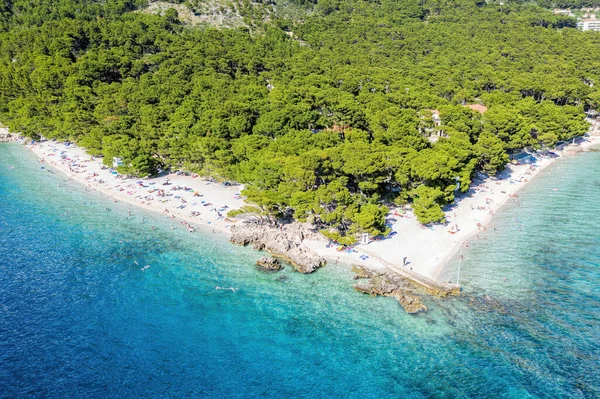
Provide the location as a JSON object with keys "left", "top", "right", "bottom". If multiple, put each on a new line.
{"left": 9, "top": 125, "right": 599, "bottom": 284}
{"left": 27, "top": 140, "right": 246, "bottom": 235}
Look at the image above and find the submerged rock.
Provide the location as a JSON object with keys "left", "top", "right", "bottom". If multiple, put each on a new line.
{"left": 256, "top": 256, "right": 283, "bottom": 271}
{"left": 230, "top": 222, "right": 326, "bottom": 274}
{"left": 354, "top": 272, "right": 428, "bottom": 314}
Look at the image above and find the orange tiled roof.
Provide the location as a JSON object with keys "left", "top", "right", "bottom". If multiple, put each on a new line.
{"left": 465, "top": 104, "right": 488, "bottom": 113}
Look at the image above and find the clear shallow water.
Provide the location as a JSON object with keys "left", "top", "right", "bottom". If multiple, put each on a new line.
{"left": 0, "top": 144, "right": 598, "bottom": 398}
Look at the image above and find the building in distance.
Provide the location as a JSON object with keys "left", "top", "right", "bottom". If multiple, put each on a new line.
{"left": 578, "top": 19, "right": 600, "bottom": 31}
{"left": 553, "top": 9, "right": 575, "bottom": 16}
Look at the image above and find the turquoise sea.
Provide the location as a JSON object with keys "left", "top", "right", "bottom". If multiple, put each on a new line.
{"left": 0, "top": 143, "right": 598, "bottom": 398}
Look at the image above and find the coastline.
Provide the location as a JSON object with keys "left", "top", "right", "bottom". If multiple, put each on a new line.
{"left": 303, "top": 131, "right": 600, "bottom": 284}
{"left": 433, "top": 133, "right": 600, "bottom": 281}
{"left": 26, "top": 139, "right": 245, "bottom": 236}
{"left": 4, "top": 126, "right": 599, "bottom": 291}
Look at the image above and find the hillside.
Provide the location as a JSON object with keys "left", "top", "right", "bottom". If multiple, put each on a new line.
{"left": 140, "top": 0, "right": 312, "bottom": 28}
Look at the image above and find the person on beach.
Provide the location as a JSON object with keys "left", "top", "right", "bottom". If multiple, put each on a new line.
{"left": 403, "top": 257, "right": 408, "bottom": 266}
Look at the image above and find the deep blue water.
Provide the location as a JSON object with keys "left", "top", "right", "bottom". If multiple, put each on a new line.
{"left": 0, "top": 143, "right": 599, "bottom": 398}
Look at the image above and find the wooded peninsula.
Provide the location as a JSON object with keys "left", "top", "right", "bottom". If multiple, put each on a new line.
{"left": 1, "top": 0, "right": 599, "bottom": 243}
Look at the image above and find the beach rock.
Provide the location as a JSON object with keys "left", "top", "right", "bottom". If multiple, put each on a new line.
{"left": 352, "top": 265, "right": 375, "bottom": 279}
{"left": 394, "top": 293, "right": 426, "bottom": 314}
{"left": 256, "top": 256, "right": 283, "bottom": 271}
{"left": 230, "top": 222, "right": 326, "bottom": 274}
{"left": 354, "top": 272, "right": 428, "bottom": 314}
{"left": 0, "top": 132, "right": 21, "bottom": 142}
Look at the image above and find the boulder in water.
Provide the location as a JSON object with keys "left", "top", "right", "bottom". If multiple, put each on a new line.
{"left": 256, "top": 256, "right": 283, "bottom": 271}
{"left": 230, "top": 222, "right": 326, "bottom": 274}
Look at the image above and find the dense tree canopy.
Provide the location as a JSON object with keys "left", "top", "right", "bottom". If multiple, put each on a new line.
{"left": 0, "top": 0, "right": 596, "bottom": 240}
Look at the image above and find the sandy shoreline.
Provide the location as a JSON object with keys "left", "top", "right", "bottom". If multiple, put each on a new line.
{"left": 326, "top": 133, "right": 600, "bottom": 283}
{"left": 5, "top": 126, "right": 599, "bottom": 286}
{"left": 27, "top": 140, "right": 246, "bottom": 236}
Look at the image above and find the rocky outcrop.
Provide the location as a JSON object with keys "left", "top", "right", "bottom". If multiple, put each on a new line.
{"left": 352, "top": 266, "right": 428, "bottom": 314}
{"left": 256, "top": 256, "right": 283, "bottom": 271}
{"left": 230, "top": 222, "right": 326, "bottom": 274}
{"left": 0, "top": 132, "right": 21, "bottom": 142}
{"left": 352, "top": 265, "right": 372, "bottom": 280}
{"left": 359, "top": 253, "right": 460, "bottom": 296}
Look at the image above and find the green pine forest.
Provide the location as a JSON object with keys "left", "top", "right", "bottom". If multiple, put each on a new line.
{"left": 1, "top": 0, "right": 600, "bottom": 242}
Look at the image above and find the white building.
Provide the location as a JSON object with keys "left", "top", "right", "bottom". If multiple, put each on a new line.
{"left": 428, "top": 110, "right": 442, "bottom": 126}
{"left": 553, "top": 9, "right": 575, "bottom": 17}
{"left": 578, "top": 19, "right": 600, "bottom": 31}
